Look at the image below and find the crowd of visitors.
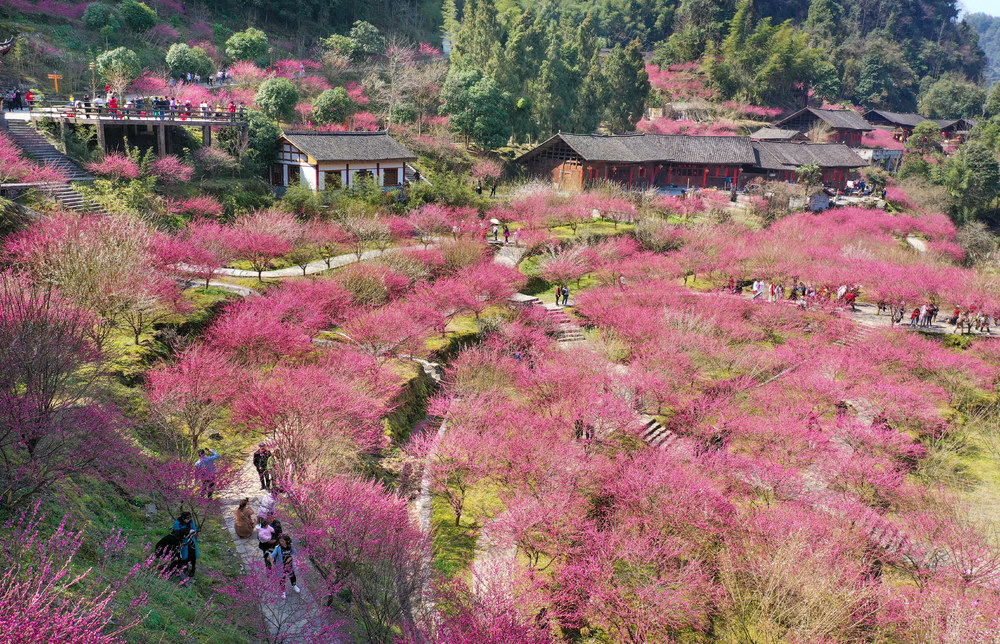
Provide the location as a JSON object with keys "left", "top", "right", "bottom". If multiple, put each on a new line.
{"left": 170, "top": 69, "right": 232, "bottom": 87}
{"left": 1, "top": 88, "right": 34, "bottom": 110}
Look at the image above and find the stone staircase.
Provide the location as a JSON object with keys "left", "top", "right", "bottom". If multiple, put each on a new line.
{"left": 4, "top": 119, "right": 105, "bottom": 214}
{"left": 543, "top": 304, "right": 586, "bottom": 343}
{"left": 638, "top": 415, "right": 678, "bottom": 449}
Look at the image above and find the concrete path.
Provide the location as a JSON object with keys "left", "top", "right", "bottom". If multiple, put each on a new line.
{"left": 213, "top": 248, "right": 392, "bottom": 279}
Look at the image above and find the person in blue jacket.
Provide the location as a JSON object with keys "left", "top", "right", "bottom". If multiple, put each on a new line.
{"left": 195, "top": 448, "right": 220, "bottom": 498}
{"left": 270, "top": 534, "right": 301, "bottom": 598}
{"left": 172, "top": 511, "right": 198, "bottom": 578}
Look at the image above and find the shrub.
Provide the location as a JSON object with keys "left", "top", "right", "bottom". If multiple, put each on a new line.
{"left": 149, "top": 155, "right": 194, "bottom": 184}
{"left": 82, "top": 1, "right": 117, "bottom": 29}
{"left": 254, "top": 77, "right": 300, "bottom": 122}
{"left": 117, "top": 0, "right": 157, "bottom": 32}
{"left": 311, "top": 87, "right": 354, "bottom": 125}
{"left": 225, "top": 26, "right": 268, "bottom": 63}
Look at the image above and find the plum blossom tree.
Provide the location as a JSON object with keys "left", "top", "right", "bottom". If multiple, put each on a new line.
{"left": 286, "top": 474, "right": 427, "bottom": 643}
{"left": 0, "top": 273, "right": 128, "bottom": 507}
{"left": 146, "top": 346, "right": 242, "bottom": 455}
{"left": 233, "top": 352, "right": 396, "bottom": 481}
{"left": 0, "top": 502, "right": 150, "bottom": 642}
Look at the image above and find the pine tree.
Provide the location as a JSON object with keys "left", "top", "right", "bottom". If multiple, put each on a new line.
{"left": 532, "top": 28, "right": 577, "bottom": 135}
{"left": 441, "top": 0, "right": 460, "bottom": 50}
{"left": 804, "top": 0, "right": 841, "bottom": 47}
{"left": 450, "top": 0, "right": 502, "bottom": 73}
{"left": 602, "top": 38, "right": 650, "bottom": 132}
{"left": 572, "top": 14, "right": 605, "bottom": 133}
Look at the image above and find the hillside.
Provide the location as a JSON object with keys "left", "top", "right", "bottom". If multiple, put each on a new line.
{"left": 968, "top": 12, "right": 1000, "bottom": 85}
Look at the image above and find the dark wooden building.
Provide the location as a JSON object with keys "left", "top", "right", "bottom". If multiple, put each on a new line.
{"left": 517, "top": 133, "right": 867, "bottom": 192}
{"left": 934, "top": 118, "right": 977, "bottom": 142}
{"left": 748, "top": 141, "right": 868, "bottom": 189}
{"left": 771, "top": 107, "right": 872, "bottom": 147}
{"left": 862, "top": 109, "right": 927, "bottom": 141}
{"left": 515, "top": 133, "right": 757, "bottom": 191}
{"left": 749, "top": 127, "right": 808, "bottom": 142}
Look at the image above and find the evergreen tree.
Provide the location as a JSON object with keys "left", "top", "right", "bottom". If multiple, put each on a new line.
{"left": 804, "top": 0, "right": 841, "bottom": 47}
{"left": 532, "top": 29, "right": 577, "bottom": 135}
{"left": 938, "top": 140, "right": 1000, "bottom": 223}
{"left": 572, "top": 14, "right": 605, "bottom": 133}
{"left": 450, "top": 0, "right": 502, "bottom": 73}
{"left": 986, "top": 83, "right": 1000, "bottom": 118}
{"left": 602, "top": 39, "right": 650, "bottom": 132}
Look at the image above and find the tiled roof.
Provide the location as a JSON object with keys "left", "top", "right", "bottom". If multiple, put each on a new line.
{"left": 864, "top": 110, "right": 928, "bottom": 127}
{"left": 519, "top": 133, "right": 757, "bottom": 164}
{"left": 749, "top": 127, "right": 805, "bottom": 140}
{"left": 774, "top": 107, "right": 873, "bottom": 131}
{"left": 282, "top": 131, "right": 416, "bottom": 162}
{"left": 753, "top": 141, "right": 867, "bottom": 170}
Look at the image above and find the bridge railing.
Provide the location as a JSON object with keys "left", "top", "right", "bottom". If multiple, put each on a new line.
{"left": 29, "top": 104, "right": 247, "bottom": 125}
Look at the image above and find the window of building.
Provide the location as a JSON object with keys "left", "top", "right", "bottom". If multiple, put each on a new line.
{"left": 382, "top": 168, "right": 399, "bottom": 186}
{"left": 354, "top": 169, "right": 373, "bottom": 185}
{"left": 287, "top": 165, "right": 300, "bottom": 186}
{"left": 324, "top": 170, "right": 342, "bottom": 190}
{"left": 271, "top": 164, "right": 284, "bottom": 186}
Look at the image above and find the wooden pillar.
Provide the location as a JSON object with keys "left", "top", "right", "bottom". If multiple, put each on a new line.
{"left": 157, "top": 124, "right": 166, "bottom": 157}
{"left": 345, "top": 162, "right": 350, "bottom": 188}
{"left": 702, "top": 167, "right": 709, "bottom": 187}
{"left": 96, "top": 121, "right": 106, "bottom": 152}
{"left": 202, "top": 125, "right": 211, "bottom": 148}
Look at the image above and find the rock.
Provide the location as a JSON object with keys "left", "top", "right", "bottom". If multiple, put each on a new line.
{"left": 144, "top": 503, "right": 158, "bottom": 517}
{"left": 209, "top": 432, "right": 224, "bottom": 440}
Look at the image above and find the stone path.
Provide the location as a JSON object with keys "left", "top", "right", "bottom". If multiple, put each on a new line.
{"left": 218, "top": 457, "right": 336, "bottom": 640}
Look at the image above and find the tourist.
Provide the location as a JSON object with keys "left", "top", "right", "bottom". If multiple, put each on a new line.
{"left": 256, "top": 517, "right": 277, "bottom": 568}
{"left": 503, "top": 225, "right": 510, "bottom": 244}
{"left": 476, "top": 181, "right": 483, "bottom": 195}
{"left": 270, "top": 534, "right": 301, "bottom": 598}
{"left": 562, "top": 285, "right": 570, "bottom": 307}
{"left": 234, "top": 498, "right": 255, "bottom": 539}
{"left": 918, "top": 304, "right": 928, "bottom": 327}
{"left": 253, "top": 443, "right": 272, "bottom": 490}
{"left": 513, "top": 229, "right": 520, "bottom": 247}
{"left": 909, "top": 308, "right": 920, "bottom": 327}
{"left": 491, "top": 224, "right": 499, "bottom": 241}
{"left": 490, "top": 180, "right": 497, "bottom": 197}
{"left": 195, "top": 448, "right": 220, "bottom": 499}
{"left": 172, "top": 511, "right": 198, "bottom": 578}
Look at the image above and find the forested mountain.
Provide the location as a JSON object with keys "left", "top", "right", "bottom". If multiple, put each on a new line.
{"left": 967, "top": 12, "right": 1000, "bottom": 85}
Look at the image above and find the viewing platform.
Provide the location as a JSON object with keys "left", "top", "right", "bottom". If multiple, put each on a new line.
{"left": 25, "top": 104, "right": 248, "bottom": 156}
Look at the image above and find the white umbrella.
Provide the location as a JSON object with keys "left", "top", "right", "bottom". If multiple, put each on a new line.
{"left": 489, "top": 218, "right": 500, "bottom": 224}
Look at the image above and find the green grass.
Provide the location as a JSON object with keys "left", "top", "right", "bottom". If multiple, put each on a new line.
{"left": 548, "top": 220, "right": 635, "bottom": 240}
{"left": 430, "top": 485, "right": 503, "bottom": 579}
{"left": 424, "top": 314, "right": 481, "bottom": 354}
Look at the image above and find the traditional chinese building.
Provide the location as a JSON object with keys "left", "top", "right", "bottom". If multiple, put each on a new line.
{"left": 749, "top": 127, "right": 808, "bottom": 142}
{"left": 747, "top": 141, "right": 868, "bottom": 188}
{"left": 270, "top": 131, "right": 417, "bottom": 192}
{"left": 862, "top": 109, "right": 927, "bottom": 141}
{"left": 770, "top": 107, "right": 872, "bottom": 147}
{"left": 516, "top": 133, "right": 866, "bottom": 191}
{"left": 515, "top": 133, "right": 757, "bottom": 191}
